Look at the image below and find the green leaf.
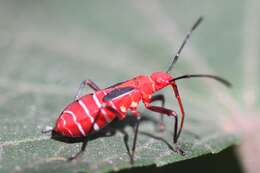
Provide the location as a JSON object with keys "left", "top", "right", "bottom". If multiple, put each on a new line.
{"left": 1, "top": 0, "right": 250, "bottom": 172}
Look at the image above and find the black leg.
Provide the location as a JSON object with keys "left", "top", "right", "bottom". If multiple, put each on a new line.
{"left": 102, "top": 103, "right": 143, "bottom": 163}
{"left": 74, "top": 79, "right": 101, "bottom": 100}
{"left": 150, "top": 94, "right": 165, "bottom": 131}
{"left": 130, "top": 116, "right": 141, "bottom": 164}
{"left": 68, "top": 140, "right": 88, "bottom": 161}
{"left": 118, "top": 129, "right": 131, "bottom": 161}
{"left": 68, "top": 102, "right": 104, "bottom": 161}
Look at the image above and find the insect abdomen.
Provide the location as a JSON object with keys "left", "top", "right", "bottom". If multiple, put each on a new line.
{"left": 53, "top": 93, "right": 117, "bottom": 137}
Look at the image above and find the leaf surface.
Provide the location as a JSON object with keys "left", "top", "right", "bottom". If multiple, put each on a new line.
{"left": 0, "top": 0, "right": 252, "bottom": 172}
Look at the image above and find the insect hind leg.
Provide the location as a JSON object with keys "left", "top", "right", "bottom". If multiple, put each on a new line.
{"left": 68, "top": 140, "right": 88, "bottom": 161}
{"left": 67, "top": 105, "right": 103, "bottom": 161}
{"left": 74, "top": 79, "right": 101, "bottom": 100}
{"left": 67, "top": 102, "right": 104, "bottom": 161}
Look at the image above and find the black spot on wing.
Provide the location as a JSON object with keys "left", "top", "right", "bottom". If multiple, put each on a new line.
{"left": 103, "top": 86, "right": 135, "bottom": 101}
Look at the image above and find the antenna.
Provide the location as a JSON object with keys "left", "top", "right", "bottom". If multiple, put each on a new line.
{"left": 166, "top": 17, "right": 203, "bottom": 73}
{"left": 171, "top": 74, "right": 232, "bottom": 87}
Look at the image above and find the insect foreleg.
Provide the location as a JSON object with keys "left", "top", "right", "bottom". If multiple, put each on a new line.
{"left": 150, "top": 94, "right": 165, "bottom": 131}
{"left": 74, "top": 79, "right": 101, "bottom": 100}
{"left": 171, "top": 84, "right": 185, "bottom": 140}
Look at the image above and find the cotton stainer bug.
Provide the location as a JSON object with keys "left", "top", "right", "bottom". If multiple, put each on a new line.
{"left": 42, "top": 16, "right": 231, "bottom": 163}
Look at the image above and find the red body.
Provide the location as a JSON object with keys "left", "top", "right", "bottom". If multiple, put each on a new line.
{"left": 47, "top": 17, "right": 223, "bottom": 161}
{"left": 53, "top": 72, "right": 178, "bottom": 137}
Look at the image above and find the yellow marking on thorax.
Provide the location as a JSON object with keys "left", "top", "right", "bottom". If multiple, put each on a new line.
{"left": 130, "top": 102, "right": 138, "bottom": 108}
{"left": 120, "top": 106, "right": 127, "bottom": 112}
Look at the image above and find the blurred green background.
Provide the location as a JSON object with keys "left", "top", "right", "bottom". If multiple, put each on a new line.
{"left": 0, "top": 0, "right": 259, "bottom": 173}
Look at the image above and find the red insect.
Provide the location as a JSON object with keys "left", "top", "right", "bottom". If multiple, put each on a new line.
{"left": 43, "top": 17, "right": 231, "bottom": 162}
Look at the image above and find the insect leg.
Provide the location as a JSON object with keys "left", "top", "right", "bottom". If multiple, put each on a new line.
{"left": 68, "top": 105, "right": 104, "bottom": 161}
{"left": 171, "top": 83, "right": 185, "bottom": 140}
{"left": 68, "top": 140, "right": 88, "bottom": 161}
{"left": 145, "top": 105, "right": 184, "bottom": 155}
{"left": 118, "top": 128, "right": 131, "bottom": 160}
{"left": 150, "top": 94, "right": 165, "bottom": 131}
{"left": 145, "top": 105, "right": 178, "bottom": 142}
{"left": 105, "top": 104, "right": 141, "bottom": 164}
{"left": 74, "top": 79, "right": 101, "bottom": 100}
{"left": 131, "top": 116, "right": 141, "bottom": 164}
{"left": 42, "top": 80, "right": 100, "bottom": 137}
